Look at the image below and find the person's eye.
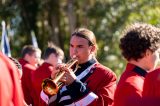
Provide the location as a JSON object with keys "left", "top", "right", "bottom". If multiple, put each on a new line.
{"left": 70, "top": 44, "right": 73, "bottom": 47}
{"left": 78, "top": 45, "right": 83, "bottom": 48}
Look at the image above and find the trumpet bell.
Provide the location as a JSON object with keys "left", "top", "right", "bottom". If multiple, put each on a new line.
{"left": 42, "top": 57, "right": 78, "bottom": 96}
{"left": 42, "top": 78, "right": 58, "bottom": 96}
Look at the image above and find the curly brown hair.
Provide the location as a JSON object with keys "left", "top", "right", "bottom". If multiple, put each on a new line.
{"left": 119, "top": 23, "right": 160, "bottom": 61}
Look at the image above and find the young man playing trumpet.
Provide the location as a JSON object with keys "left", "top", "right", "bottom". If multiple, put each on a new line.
{"left": 31, "top": 43, "right": 64, "bottom": 106}
{"left": 41, "top": 28, "right": 117, "bottom": 106}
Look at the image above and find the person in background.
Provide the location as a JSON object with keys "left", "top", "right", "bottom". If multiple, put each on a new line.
{"left": 19, "top": 45, "right": 42, "bottom": 105}
{"left": 0, "top": 52, "right": 24, "bottom": 106}
{"left": 113, "top": 23, "right": 160, "bottom": 106}
{"left": 31, "top": 43, "right": 64, "bottom": 106}
{"left": 19, "top": 45, "right": 42, "bottom": 67}
{"left": 41, "top": 28, "right": 117, "bottom": 106}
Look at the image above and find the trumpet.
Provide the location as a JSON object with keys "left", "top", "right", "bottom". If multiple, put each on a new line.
{"left": 42, "top": 57, "right": 78, "bottom": 96}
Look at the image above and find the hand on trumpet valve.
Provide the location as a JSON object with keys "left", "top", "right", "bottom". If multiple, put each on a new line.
{"left": 42, "top": 58, "right": 78, "bottom": 96}
{"left": 56, "top": 63, "right": 77, "bottom": 85}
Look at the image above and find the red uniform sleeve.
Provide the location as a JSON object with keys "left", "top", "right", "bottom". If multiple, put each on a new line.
{"left": 88, "top": 67, "right": 117, "bottom": 106}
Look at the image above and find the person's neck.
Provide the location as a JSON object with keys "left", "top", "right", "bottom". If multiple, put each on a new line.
{"left": 79, "top": 58, "right": 96, "bottom": 67}
{"left": 79, "top": 56, "right": 96, "bottom": 64}
{"left": 129, "top": 59, "right": 151, "bottom": 72}
{"left": 44, "top": 60, "right": 53, "bottom": 66}
{"left": 24, "top": 58, "right": 36, "bottom": 67}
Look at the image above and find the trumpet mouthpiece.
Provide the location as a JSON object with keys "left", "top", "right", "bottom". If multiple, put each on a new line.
{"left": 72, "top": 55, "right": 77, "bottom": 59}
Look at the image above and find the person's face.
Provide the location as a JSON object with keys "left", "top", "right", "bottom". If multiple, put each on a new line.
{"left": 69, "top": 36, "right": 94, "bottom": 64}
{"left": 48, "top": 53, "right": 63, "bottom": 68}
{"left": 28, "top": 51, "right": 41, "bottom": 66}
{"left": 145, "top": 48, "right": 160, "bottom": 71}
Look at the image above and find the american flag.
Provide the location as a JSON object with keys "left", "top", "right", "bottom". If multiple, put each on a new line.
{"left": 1, "top": 21, "right": 11, "bottom": 57}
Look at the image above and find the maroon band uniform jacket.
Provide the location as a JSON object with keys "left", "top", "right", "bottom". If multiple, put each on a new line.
{"left": 41, "top": 58, "right": 117, "bottom": 106}
{"left": 113, "top": 63, "right": 147, "bottom": 106}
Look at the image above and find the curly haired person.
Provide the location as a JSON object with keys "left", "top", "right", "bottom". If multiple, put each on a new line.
{"left": 114, "top": 23, "right": 160, "bottom": 106}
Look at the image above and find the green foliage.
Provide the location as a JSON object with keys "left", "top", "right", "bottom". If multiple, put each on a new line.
{"left": 0, "top": 0, "right": 160, "bottom": 77}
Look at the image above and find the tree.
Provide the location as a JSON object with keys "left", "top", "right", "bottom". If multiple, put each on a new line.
{"left": 1, "top": 0, "right": 160, "bottom": 77}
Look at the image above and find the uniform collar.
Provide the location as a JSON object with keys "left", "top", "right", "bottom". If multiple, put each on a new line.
{"left": 127, "top": 63, "right": 147, "bottom": 77}
{"left": 133, "top": 66, "right": 147, "bottom": 77}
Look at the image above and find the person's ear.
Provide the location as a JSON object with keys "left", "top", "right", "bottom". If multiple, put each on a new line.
{"left": 90, "top": 45, "right": 96, "bottom": 53}
{"left": 145, "top": 49, "right": 152, "bottom": 57}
